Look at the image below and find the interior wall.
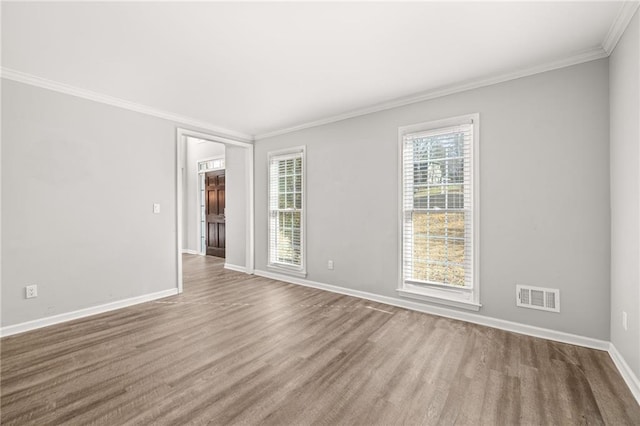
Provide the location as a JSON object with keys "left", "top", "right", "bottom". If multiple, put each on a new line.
{"left": 1, "top": 79, "right": 178, "bottom": 327}
{"left": 224, "top": 145, "right": 248, "bottom": 268}
{"left": 255, "top": 58, "right": 611, "bottom": 340}
{"left": 610, "top": 9, "right": 640, "bottom": 377}
{"left": 183, "top": 138, "right": 225, "bottom": 253}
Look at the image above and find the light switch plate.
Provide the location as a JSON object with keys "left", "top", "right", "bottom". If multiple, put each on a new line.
{"left": 153, "top": 203, "right": 161, "bottom": 214}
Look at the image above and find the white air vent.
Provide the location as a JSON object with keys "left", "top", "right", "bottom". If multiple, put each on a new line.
{"left": 516, "top": 285, "right": 560, "bottom": 313}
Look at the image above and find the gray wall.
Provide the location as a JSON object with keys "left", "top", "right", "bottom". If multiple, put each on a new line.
{"left": 225, "top": 145, "right": 248, "bottom": 268}
{"left": 610, "top": 9, "right": 640, "bottom": 376}
{"left": 256, "top": 58, "right": 611, "bottom": 340}
{"left": 1, "top": 80, "right": 178, "bottom": 327}
{"left": 183, "top": 138, "right": 225, "bottom": 252}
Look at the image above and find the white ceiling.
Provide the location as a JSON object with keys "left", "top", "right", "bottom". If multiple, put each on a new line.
{"left": 1, "top": 2, "right": 629, "bottom": 139}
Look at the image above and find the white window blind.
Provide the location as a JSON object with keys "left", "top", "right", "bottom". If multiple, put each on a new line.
{"left": 402, "top": 120, "right": 475, "bottom": 290}
{"left": 269, "top": 149, "right": 304, "bottom": 271}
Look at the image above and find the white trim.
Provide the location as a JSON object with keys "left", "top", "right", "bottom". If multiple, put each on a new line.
{"left": 266, "top": 145, "right": 307, "bottom": 158}
{"left": 267, "top": 146, "right": 306, "bottom": 275}
{"left": 0, "top": 288, "right": 178, "bottom": 338}
{"left": 267, "top": 265, "right": 307, "bottom": 278}
{"left": 253, "top": 47, "right": 607, "bottom": 141}
{"left": 2, "top": 46, "right": 610, "bottom": 145}
{"left": 176, "top": 129, "right": 185, "bottom": 293}
{"left": 397, "top": 288, "right": 481, "bottom": 312}
{"left": 602, "top": 2, "right": 640, "bottom": 55}
{"left": 176, "top": 128, "right": 255, "bottom": 293}
{"left": 198, "top": 172, "right": 205, "bottom": 255}
{"left": 253, "top": 269, "right": 609, "bottom": 351}
{"left": 224, "top": 263, "right": 247, "bottom": 273}
{"left": 398, "top": 114, "right": 475, "bottom": 135}
{"left": 246, "top": 143, "right": 255, "bottom": 275}
{"left": 0, "top": 67, "right": 253, "bottom": 143}
{"left": 196, "top": 156, "right": 225, "bottom": 173}
{"left": 182, "top": 249, "right": 198, "bottom": 255}
{"left": 398, "top": 113, "right": 480, "bottom": 308}
{"left": 176, "top": 128, "right": 252, "bottom": 149}
{"left": 609, "top": 343, "right": 640, "bottom": 405}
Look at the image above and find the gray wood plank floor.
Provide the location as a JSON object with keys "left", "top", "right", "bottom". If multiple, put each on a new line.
{"left": 1, "top": 254, "right": 639, "bottom": 425}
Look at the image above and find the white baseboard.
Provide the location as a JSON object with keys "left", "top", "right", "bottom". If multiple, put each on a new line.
{"left": 609, "top": 343, "right": 640, "bottom": 405}
{"left": 254, "top": 269, "right": 609, "bottom": 351}
{"left": 224, "top": 263, "right": 247, "bottom": 273}
{"left": 3, "top": 267, "right": 637, "bottom": 405}
{"left": 0, "top": 288, "right": 179, "bottom": 338}
{"left": 182, "top": 249, "right": 199, "bottom": 255}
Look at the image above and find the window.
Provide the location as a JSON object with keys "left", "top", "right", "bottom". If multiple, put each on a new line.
{"left": 198, "top": 158, "right": 225, "bottom": 172}
{"left": 268, "top": 147, "right": 305, "bottom": 275}
{"left": 399, "top": 114, "right": 479, "bottom": 310}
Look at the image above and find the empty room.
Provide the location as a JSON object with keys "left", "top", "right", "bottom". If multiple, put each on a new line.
{"left": 2, "top": 1, "right": 640, "bottom": 424}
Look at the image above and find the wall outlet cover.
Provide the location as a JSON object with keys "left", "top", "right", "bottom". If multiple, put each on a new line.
{"left": 25, "top": 285, "right": 38, "bottom": 299}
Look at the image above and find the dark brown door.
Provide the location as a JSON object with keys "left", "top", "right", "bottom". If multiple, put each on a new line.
{"left": 205, "top": 170, "right": 225, "bottom": 258}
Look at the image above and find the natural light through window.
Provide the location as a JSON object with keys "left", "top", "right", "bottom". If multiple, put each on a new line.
{"left": 399, "top": 114, "right": 479, "bottom": 310}
{"left": 268, "top": 147, "right": 305, "bottom": 274}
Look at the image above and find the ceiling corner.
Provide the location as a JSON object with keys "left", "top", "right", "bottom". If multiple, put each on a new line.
{"left": 1, "top": 67, "right": 254, "bottom": 143}
{"left": 602, "top": 1, "right": 640, "bottom": 55}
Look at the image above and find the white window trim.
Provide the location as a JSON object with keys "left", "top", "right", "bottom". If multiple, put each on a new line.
{"left": 267, "top": 146, "right": 306, "bottom": 277}
{"left": 197, "top": 156, "right": 225, "bottom": 173}
{"left": 397, "top": 113, "right": 480, "bottom": 311}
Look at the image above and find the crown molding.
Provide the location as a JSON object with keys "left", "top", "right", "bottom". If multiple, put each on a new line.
{"left": 254, "top": 46, "right": 608, "bottom": 141}
{"left": 1, "top": 40, "right": 612, "bottom": 144}
{"left": 602, "top": 1, "right": 640, "bottom": 55}
{"left": 0, "top": 67, "right": 254, "bottom": 143}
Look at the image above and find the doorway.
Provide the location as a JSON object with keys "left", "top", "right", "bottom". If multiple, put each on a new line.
{"left": 196, "top": 156, "right": 226, "bottom": 255}
{"left": 205, "top": 170, "right": 226, "bottom": 258}
{"left": 176, "top": 128, "right": 254, "bottom": 294}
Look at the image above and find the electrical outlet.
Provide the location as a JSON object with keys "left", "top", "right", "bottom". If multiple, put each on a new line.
{"left": 327, "top": 260, "right": 334, "bottom": 270}
{"left": 622, "top": 311, "right": 628, "bottom": 331}
{"left": 25, "top": 285, "right": 38, "bottom": 299}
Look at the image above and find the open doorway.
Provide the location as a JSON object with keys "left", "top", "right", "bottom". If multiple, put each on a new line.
{"left": 182, "top": 137, "right": 226, "bottom": 257}
{"left": 175, "top": 128, "right": 254, "bottom": 293}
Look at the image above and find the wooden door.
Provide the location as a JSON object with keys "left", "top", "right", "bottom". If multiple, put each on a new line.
{"left": 205, "top": 170, "right": 225, "bottom": 258}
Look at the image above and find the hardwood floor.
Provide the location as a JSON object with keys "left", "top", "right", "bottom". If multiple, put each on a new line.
{"left": 2, "top": 254, "right": 639, "bottom": 425}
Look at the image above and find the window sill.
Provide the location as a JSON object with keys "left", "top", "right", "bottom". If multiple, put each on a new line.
{"left": 267, "top": 265, "right": 307, "bottom": 278}
{"left": 397, "top": 284, "right": 481, "bottom": 311}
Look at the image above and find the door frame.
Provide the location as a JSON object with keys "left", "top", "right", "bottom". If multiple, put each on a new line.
{"left": 197, "top": 156, "right": 225, "bottom": 255}
{"left": 176, "top": 128, "right": 254, "bottom": 293}
{"left": 203, "top": 169, "right": 226, "bottom": 258}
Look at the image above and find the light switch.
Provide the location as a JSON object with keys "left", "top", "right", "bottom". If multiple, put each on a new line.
{"left": 153, "top": 203, "right": 161, "bottom": 214}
